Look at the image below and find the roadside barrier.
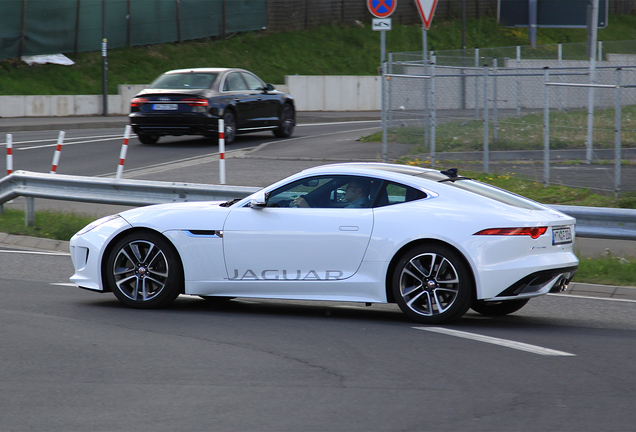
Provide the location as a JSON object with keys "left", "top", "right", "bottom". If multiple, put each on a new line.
{"left": 0, "top": 170, "right": 634, "bottom": 239}
{"left": 5, "top": 134, "right": 12, "bottom": 175}
{"left": 219, "top": 118, "right": 226, "bottom": 184}
{"left": 49, "top": 131, "right": 65, "bottom": 174}
{"left": 116, "top": 125, "right": 131, "bottom": 180}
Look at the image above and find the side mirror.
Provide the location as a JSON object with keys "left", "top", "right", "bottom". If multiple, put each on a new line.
{"left": 249, "top": 191, "right": 268, "bottom": 208}
{"left": 264, "top": 83, "right": 275, "bottom": 93}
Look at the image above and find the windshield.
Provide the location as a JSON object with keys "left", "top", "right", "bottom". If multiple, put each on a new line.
{"left": 150, "top": 73, "right": 218, "bottom": 90}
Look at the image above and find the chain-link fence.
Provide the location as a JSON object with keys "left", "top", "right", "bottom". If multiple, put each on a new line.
{"left": 383, "top": 41, "right": 636, "bottom": 195}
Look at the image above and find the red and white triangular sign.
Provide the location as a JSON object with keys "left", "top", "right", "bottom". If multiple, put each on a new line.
{"left": 414, "top": 0, "right": 439, "bottom": 30}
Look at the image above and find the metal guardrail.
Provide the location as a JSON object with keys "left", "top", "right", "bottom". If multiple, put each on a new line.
{"left": 1, "top": 171, "right": 635, "bottom": 240}
{"left": 0, "top": 171, "right": 259, "bottom": 225}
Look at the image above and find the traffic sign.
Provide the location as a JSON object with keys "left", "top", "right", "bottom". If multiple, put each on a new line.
{"left": 372, "top": 18, "right": 392, "bottom": 31}
{"left": 414, "top": 0, "right": 438, "bottom": 30}
{"left": 367, "top": 0, "right": 397, "bottom": 18}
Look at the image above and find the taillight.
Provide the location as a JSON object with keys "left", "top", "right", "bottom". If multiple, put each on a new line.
{"left": 130, "top": 97, "right": 149, "bottom": 107}
{"left": 474, "top": 227, "right": 547, "bottom": 239}
{"left": 182, "top": 98, "right": 209, "bottom": 106}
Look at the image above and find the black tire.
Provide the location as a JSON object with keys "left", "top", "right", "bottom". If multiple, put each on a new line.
{"left": 223, "top": 111, "right": 236, "bottom": 144}
{"left": 392, "top": 244, "right": 474, "bottom": 324}
{"left": 105, "top": 231, "right": 183, "bottom": 309}
{"left": 471, "top": 299, "right": 529, "bottom": 316}
{"left": 273, "top": 104, "right": 295, "bottom": 138}
{"left": 137, "top": 134, "right": 159, "bottom": 145}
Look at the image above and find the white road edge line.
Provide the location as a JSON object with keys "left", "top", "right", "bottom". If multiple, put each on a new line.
{"left": 548, "top": 293, "right": 636, "bottom": 303}
{"left": 51, "top": 283, "right": 77, "bottom": 287}
{"left": 414, "top": 326, "right": 576, "bottom": 356}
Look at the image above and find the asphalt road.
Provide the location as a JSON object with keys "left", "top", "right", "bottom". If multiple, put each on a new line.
{"left": 1, "top": 245, "right": 636, "bottom": 431}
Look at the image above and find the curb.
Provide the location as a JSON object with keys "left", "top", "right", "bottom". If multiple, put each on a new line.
{"left": 0, "top": 232, "right": 70, "bottom": 253}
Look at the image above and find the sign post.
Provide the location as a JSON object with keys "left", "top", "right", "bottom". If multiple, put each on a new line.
{"left": 368, "top": 0, "right": 396, "bottom": 163}
{"left": 414, "top": 0, "right": 438, "bottom": 152}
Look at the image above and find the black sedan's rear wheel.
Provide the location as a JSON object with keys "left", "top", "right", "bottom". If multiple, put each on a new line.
{"left": 392, "top": 244, "right": 474, "bottom": 324}
{"left": 105, "top": 232, "right": 183, "bottom": 309}
{"left": 223, "top": 111, "right": 236, "bottom": 144}
{"left": 471, "top": 299, "right": 530, "bottom": 316}
{"left": 137, "top": 134, "right": 159, "bottom": 145}
{"left": 273, "top": 104, "right": 295, "bottom": 138}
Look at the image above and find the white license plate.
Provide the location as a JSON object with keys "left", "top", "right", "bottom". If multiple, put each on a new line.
{"left": 552, "top": 226, "right": 572, "bottom": 245}
{"left": 152, "top": 103, "right": 178, "bottom": 110}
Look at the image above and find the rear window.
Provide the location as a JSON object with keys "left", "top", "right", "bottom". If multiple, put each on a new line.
{"left": 150, "top": 73, "right": 218, "bottom": 89}
{"left": 444, "top": 179, "right": 545, "bottom": 210}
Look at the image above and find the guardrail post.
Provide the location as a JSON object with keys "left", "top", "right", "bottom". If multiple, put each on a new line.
{"left": 25, "top": 197, "right": 35, "bottom": 227}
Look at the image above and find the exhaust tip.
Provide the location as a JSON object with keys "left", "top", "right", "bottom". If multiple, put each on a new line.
{"left": 550, "top": 275, "right": 570, "bottom": 293}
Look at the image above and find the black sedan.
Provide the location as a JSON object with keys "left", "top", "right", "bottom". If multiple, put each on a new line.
{"left": 129, "top": 68, "right": 295, "bottom": 144}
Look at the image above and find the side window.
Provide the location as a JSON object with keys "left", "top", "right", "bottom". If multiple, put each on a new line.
{"left": 223, "top": 72, "right": 248, "bottom": 92}
{"left": 265, "top": 176, "right": 379, "bottom": 209}
{"left": 374, "top": 182, "right": 427, "bottom": 207}
{"left": 242, "top": 72, "right": 265, "bottom": 90}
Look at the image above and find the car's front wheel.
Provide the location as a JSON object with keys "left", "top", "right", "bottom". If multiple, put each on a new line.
{"left": 137, "top": 134, "right": 159, "bottom": 145}
{"left": 273, "top": 104, "right": 295, "bottom": 138}
{"left": 105, "top": 232, "right": 183, "bottom": 309}
{"left": 471, "top": 299, "right": 529, "bottom": 316}
{"left": 392, "top": 244, "right": 474, "bottom": 324}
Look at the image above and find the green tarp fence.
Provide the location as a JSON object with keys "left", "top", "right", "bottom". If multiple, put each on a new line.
{"left": 1, "top": 0, "right": 266, "bottom": 60}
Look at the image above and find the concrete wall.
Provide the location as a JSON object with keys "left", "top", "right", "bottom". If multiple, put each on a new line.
{"left": 2, "top": 60, "right": 634, "bottom": 117}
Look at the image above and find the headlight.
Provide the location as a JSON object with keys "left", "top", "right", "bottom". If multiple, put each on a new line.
{"left": 75, "top": 214, "right": 122, "bottom": 236}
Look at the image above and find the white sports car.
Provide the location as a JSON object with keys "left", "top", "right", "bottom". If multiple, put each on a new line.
{"left": 69, "top": 163, "right": 578, "bottom": 324}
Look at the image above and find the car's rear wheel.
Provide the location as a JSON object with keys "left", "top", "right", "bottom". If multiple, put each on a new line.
{"left": 471, "top": 299, "right": 529, "bottom": 316}
{"left": 105, "top": 232, "right": 183, "bottom": 309}
{"left": 392, "top": 244, "right": 473, "bottom": 324}
{"left": 273, "top": 104, "right": 295, "bottom": 138}
{"left": 137, "top": 134, "right": 159, "bottom": 145}
{"left": 223, "top": 111, "right": 236, "bottom": 144}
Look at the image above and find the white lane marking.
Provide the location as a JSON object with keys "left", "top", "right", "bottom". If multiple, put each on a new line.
{"left": 0, "top": 250, "right": 70, "bottom": 256}
{"left": 298, "top": 120, "right": 380, "bottom": 126}
{"left": 549, "top": 293, "right": 636, "bottom": 303}
{"left": 51, "top": 283, "right": 77, "bottom": 287}
{"left": 18, "top": 136, "right": 123, "bottom": 150}
{"left": 1, "top": 133, "right": 123, "bottom": 148}
{"left": 414, "top": 326, "right": 576, "bottom": 356}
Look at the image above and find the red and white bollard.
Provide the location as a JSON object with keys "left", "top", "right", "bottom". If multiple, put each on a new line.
{"left": 116, "top": 125, "right": 131, "bottom": 180}
{"left": 218, "top": 118, "right": 226, "bottom": 184}
{"left": 6, "top": 134, "right": 12, "bottom": 175}
{"left": 50, "top": 131, "right": 65, "bottom": 174}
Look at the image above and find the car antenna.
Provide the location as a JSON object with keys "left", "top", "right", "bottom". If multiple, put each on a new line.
{"left": 441, "top": 168, "right": 458, "bottom": 178}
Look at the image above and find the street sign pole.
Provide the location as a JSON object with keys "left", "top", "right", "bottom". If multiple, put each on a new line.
{"left": 368, "top": 0, "right": 397, "bottom": 163}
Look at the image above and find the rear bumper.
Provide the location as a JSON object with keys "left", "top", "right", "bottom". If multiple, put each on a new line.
{"left": 130, "top": 113, "right": 219, "bottom": 136}
{"left": 490, "top": 265, "right": 578, "bottom": 301}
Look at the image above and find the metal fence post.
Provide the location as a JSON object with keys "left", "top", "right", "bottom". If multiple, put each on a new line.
{"left": 516, "top": 46, "right": 521, "bottom": 118}
{"left": 475, "top": 48, "right": 480, "bottom": 119}
{"left": 543, "top": 67, "right": 550, "bottom": 187}
{"left": 430, "top": 58, "right": 436, "bottom": 168}
{"left": 483, "top": 65, "right": 489, "bottom": 173}
{"left": 493, "top": 58, "right": 498, "bottom": 144}
{"left": 615, "top": 68, "right": 622, "bottom": 197}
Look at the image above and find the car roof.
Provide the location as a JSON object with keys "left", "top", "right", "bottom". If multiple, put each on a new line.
{"left": 162, "top": 68, "right": 241, "bottom": 74}
{"left": 299, "top": 162, "right": 453, "bottom": 182}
